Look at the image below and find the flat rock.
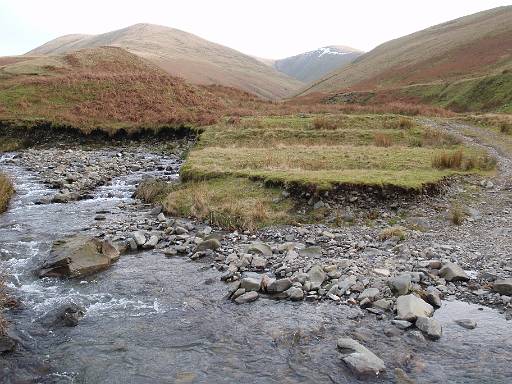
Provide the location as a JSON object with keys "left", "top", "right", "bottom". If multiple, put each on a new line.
{"left": 39, "top": 236, "right": 120, "bottom": 278}
{"left": 196, "top": 238, "right": 221, "bottom": 251}
{"left": 246, "top": 242, "right": 272, "bottom": 257}
{"left": 358, "top": 288, "right": 380, "bottom": 301}
{"left": 337, "top": 337, "right": 385, "bottom": 376}
{"left": 299, "top": 246, "right": 322, "bottom": 258}
{"left": 234, "top": 291, "right": 259, "bottom": 304}
{"left": 455, "top": 319, "right": 477, "bottom": 329}
{"left": 396, "top": 294, "right": 434, "bottom": 321}
{"left": 439, "top": 263, "right": 469, "bottom": 282}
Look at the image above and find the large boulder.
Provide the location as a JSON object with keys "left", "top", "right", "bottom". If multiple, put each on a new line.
{"left": 396, "top": 294, "right": 434, "bottom": 321}
{"left": 40, "top": 303, "right": 86, "bottom": 327}
{"left": 39, "top": 236, "right": 120, "bottom": 278}
{"left": 337, "top": 338, "right": 385, "bottom": 376}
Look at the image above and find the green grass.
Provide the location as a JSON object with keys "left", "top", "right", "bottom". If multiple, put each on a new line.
{"left": 162, "top": 113, "right": 495, "bottom": 230}
{"left": 0, "top": 173, "right": 14, "bottom": 213}
{"left": 183, "top": 114, "right": 491, "bottom": 191}
{"left": 403, "top": 71, "right": 512, "bottom": 113}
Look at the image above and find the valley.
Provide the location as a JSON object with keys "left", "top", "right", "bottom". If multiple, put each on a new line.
{"left": 0, "top": 3, "right": 511, "bottom": 384}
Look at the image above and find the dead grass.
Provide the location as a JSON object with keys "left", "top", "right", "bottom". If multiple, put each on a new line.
{"left": 134, "top": 178, "right": 173, "bottom": 203}
{"left": 0, "top": 173, "right": 14, "bottom": 213}
{"left": 378, "top": 226, "right": 407, "bottom": 241}
{"left": 450, "top": 203, "right": 467, "bottom": 225}
{"left": 163, "top": 178, "right": 294, "bottom": 231}
{"left": 432, "top": 149, "right": 496, "bottom": 171}
{"left": 374, "top": 133, "right": 393, "bottom": 147}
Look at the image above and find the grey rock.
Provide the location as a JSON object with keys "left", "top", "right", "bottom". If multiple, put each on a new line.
{"left": 439, "top": 263, "right": 469, "bottom": 282}
{"left": 299, "top": 246, "right": 322, "bottom": 258}
{"left": 396, "top": 294, "right": 434, "bottom": 321}
{"left": 338, "top": 276, "right": 357, "bottom": 295}
{"left": 392, "top": 320, "right": 413, "bottom": 330}
{"left": 286, "top": 287, "right": 304, "bottom": 301}
{"left": 358, "top": 288, "right": 380, "bottom": 301}
{"left": 268, "top": 278, "right": 293, "bottom": 293}
{"left": 455, "top": 319, "right": 477, "bottom": 329}
{"left": 240, "top": 277, "right": 261, "bottom": 292}
{"left": 251, "top": 255, "right": 267, "bottom": 270}
{"left": 143, "top": 235, "right": 159, "bottom": 249}
{"left": 337, "top": 338, "right": 385, "bottom": 376}
{"left": 493, "top": 279, "right": 512, "bottom": 295}
{"left": 424, "top": 287, "right": 442, "bottom": 307}
{"left": 415, "top": 317, "right": 442, "bottom": 340}
{"left": 234, "top": 291, "right": 259, "bottom": 304}
{"left": 132, "top": 231, "right": 146, "bottom": 246}
{"left": 308, "top": 265, "right": 326, "bottom": 290}
{"left": 196, "top": 238, "right": 221, "bottom": 251}
{"left": 39, "top": 236, "right": 120, "bottom": 278}
{"left": 388, "top": 274, "right": 411, "bottom": 296}
{"left": 247, "top": 242, "right": 272, "bottom": 257}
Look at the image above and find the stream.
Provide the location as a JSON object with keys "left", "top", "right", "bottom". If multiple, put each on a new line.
{"left": 0, "top": 149, "right": 511, "bottom": 383}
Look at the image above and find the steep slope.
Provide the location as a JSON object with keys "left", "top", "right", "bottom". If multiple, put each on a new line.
{"left": 302, "top": 6, "right": 512, "bottom": 94}
{"left": 26, "top": 23, "right": 303, "bottom": 99}
{"left": 274, "top": 46, "right": 362, "bottom": 83}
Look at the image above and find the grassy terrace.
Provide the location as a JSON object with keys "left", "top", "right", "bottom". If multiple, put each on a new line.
{"left": 154, "top": 114, "right": 495, "bottom": 230}
{"left": 183, "top": 115, "right": 492, "bottom": 190}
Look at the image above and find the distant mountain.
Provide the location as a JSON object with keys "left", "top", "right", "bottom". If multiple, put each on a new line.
{"left": 301, "top": 6, "right": 512, "bottom": 95}
{"left": 273, "top": 46, "right": 363, "bottom": 83}
{"left": 27, "top": 23, "right": 303, "bottom": 99}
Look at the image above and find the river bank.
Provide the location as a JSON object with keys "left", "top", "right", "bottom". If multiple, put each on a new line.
{"left": 0, "top": 129, "right": 511, "bottom": 382}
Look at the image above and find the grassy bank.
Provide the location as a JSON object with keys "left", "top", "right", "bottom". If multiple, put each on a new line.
{"left": 157, "top": 114, "right": 495, "bottom": 230}
{"left": 0, "top": 173, "right": 14, "bottom": 213}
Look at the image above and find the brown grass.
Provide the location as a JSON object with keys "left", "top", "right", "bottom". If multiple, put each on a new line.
{"left": 134, "top": 178, "right": 173, "bottom": 203}
{"left": 0, "top": 173, "right": 14, "bottom": 213}
{"left": 432, "top": 149, "right": 496, "bottom": 171}
{"left": 374, "top": 133, "right": 393, "bottom": 147}
{"left": 312, "top": 116, "right": 338, "bottom": 130}
{"left": 378, "top": 226, "right": 407, "bottom": 240}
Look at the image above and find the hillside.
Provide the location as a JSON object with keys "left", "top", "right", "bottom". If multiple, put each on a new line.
{"left": 26, "top": 23, "right": 303, "bottom": 99}
{"left": 274, "top": 46, "right": 363, "bottom": 83}
{"left": 0, "top": 47, "right": 240, "bottom": 133}
{"left": 301, "top": 6, "right": 512, "bottom": 95}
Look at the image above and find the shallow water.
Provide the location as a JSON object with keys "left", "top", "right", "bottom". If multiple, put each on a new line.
{"left": 1, "top": 151, "right": 511, "bottom": 383}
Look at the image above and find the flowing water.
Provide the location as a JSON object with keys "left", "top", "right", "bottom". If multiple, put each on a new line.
{"left": 1, "top": 150, "right": 511, "bottom": 384}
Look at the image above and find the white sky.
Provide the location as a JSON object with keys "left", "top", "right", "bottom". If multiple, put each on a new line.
{"left": 0, "top": 0, "right": 510, "bottom": 58}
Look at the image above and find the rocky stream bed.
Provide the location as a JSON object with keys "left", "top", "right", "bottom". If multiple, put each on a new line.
{"left": 0, "top": 125, "right": 511, "bottom": 383}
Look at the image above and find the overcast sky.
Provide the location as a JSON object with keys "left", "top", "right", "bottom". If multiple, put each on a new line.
{"left": 0, "top": 0, "right": 510, "bottom": 58}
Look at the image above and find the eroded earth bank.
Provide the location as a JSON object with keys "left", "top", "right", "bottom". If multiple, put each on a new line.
{"left": 0, "top": 122, "right": 511, "bottom": 384}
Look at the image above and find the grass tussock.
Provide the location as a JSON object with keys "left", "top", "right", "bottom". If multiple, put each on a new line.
{"left": 312, "top": 116, "right": 338, "bottom": 130}
{"left": 373, "top": 133, "right": 393, "bottom": 147}
{"left": 0, "top": 173, "right": 14, "bottom": 213}
{"left": 134, "top": 178, "right": 173, "bottom": 203}
{"left": 378, "top": 226, "right": 407, "bottom": 241}
{"left": 431, "top": 149, "right": 496, "bottom": 171}
{"left": 163, "top": 178, "right": 294, "bottom": 231}
{"left": 450, "top": 203, "right": 467, "bottom": 225}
